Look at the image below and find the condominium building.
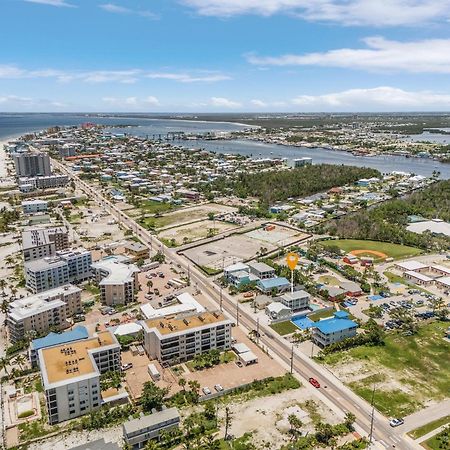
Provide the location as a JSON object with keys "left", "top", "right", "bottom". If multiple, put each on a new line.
{"left": 21, "top": 199, "right": 48, "bottom": 214}
{"left": 247, "top": 262, "right": 276, "bottom": 279}
{"left": 22, "top": 227, "right": 69, "bottom": 262}
{"left": 123, "top": 407, "right": 181, "bottom": 449}
{"left": 141, "top": 311, "right": 232, "bottom": 366}
{"left": 39, "top": 330, "right": 121, "bottom": 424}
{"left": 91, "top": 259, "right": 140, "bottom": 306}
{"left": 18, "top": 175, "right": 69, "bottom": 192}
{"left": 25, "top": 249, "right": 92, "bottom": 293}
{"left": 7, "top": 285, "right": 82, "bottom": 343}
{"left": 13, "top": 152, "right": 51, "bottom": 177}
{"left": 278, "top": 290, "right": 310, "bottom": 311}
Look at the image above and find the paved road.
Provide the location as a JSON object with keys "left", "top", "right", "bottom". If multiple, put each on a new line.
{"left": 401, "top": 399, "right": 450, "bottom": 433}
{"left": 53, "top": 159, "right": 423, "bottom": 450}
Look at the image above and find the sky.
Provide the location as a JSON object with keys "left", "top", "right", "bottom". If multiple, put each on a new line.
{"left": 1, "top": 0, "right": 450, "bottom": 112}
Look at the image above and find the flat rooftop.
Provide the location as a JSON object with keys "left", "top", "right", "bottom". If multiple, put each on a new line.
{"left": 40, "top": 331, "right": 116, "bottom": 384}
{"left": 144, "top": 311, "right": 228, "bottom": 335}
{"left": 92, "top": 259, "right": 139, "bottom": 284}
{"left": 123, "top": 407, "right": 180, "bottom": 435}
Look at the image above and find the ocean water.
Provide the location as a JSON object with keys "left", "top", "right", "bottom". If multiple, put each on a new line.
{"left": 1, "top": 113, "right": 448, "bottom": 178}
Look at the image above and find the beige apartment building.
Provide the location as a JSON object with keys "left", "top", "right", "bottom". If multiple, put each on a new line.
{"left": 39, "top": 330, "right": 121, "bottom": 424}
{"left": 7, "top": 284, "right": 82, "bottom": 343}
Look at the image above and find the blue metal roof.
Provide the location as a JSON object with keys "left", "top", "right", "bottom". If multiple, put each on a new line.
{"left": 314, "top": 316, "right": 357, "bottom": 334}
{"left": 258, "top": 277, "right": 290, "bottom": 289}
{"left": 334, "top": 311, "right": 349, "bottom": 319}
{"left": 30, "top": 326, "right": 89, "bottom": 351}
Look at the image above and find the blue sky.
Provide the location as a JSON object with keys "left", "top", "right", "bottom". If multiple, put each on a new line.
{"left": 1, "top": 0, "right": 450, "bottom": 112}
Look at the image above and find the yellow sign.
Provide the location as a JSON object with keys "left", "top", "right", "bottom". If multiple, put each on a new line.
{"left": 286, "top": 252, "right": 299, "bottom": 271}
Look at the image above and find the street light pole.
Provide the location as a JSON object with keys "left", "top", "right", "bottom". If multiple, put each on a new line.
{"left": 236, "top": 301, "right": 239, "bottom": 326}
{"left": 290, "top": 344, "right": 294, "bottom": 374}
{"left": 369, "top": 383, "right": 376, "bottom": 445}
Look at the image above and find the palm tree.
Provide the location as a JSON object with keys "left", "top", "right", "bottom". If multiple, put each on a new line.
{"left": 178, "top": 377, "right": 186, "bottom": 392}
{"left": 287, "top": 414, "right": 303, "bottom": 441}
{"left": 0, "top": 357, "right": 10, "bottom": 376}
{"left": 0, "top": 279, "right": 6, "bottom": 294}
{"left": 14, "top": 354, "right": 26, "bottom": 371}
{"left": 144, "top": 439, "right": 160, "bottom": 450}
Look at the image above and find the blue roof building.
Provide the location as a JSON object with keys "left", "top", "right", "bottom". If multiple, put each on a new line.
{"left": 257, "top": 277, "right": 290, "bottom": 294}
{"left": 312, "top": 311, "right": 358, "bottom": 348}
{"left": 30, "top": 325, "right": 89, "bottom": 366}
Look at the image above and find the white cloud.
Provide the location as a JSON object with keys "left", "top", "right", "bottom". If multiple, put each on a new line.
{"left": 102, "top": 96, "right": 160, "bottom": 108}
{"left": 181, "top": 0, "right": 450, "bottom": 26}
{"left": 210, "top": 97, "right": 242, "bottom": 108}
{"left": 25, "top": 0, "right": 76, "bottom": 7}
{"left": 291, "top": 86, "right": 450, "bottom": 111}
{"left": 247, "top": 37, "right": 450, "bottom": 74}
{"left": 146, "top": 72, "right": 231, "bottom": 83}
{"left": 250, "top": 99, "right": 267, "bottom": 107}
{"left": 99, "top": 3, "right": 158, "bottom": 19}
{"left": 0, "top": 65, "right": 229, "bottom": 84}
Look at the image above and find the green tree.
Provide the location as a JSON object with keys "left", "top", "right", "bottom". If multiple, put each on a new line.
{"left": 141, "top": 382, "right": 168, "bottom": 413}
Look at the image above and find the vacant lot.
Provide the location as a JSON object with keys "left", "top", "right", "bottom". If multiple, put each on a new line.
{"left": 321, "top": 239, "right": 422, "bottom": 261}
{"left": 139, "top": 203, "right": 236, "bottom": 230}
{"left": 158, "top": 220, "right": 239, "bottom": 247}
{"left": 320, "top": 321, "right": 450, "bottom": 417}
{"left": 184, "top": 224, "right": 308, "bottom": 270}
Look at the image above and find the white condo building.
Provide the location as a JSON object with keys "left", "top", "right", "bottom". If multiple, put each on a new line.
{"left": 25, "top": 249, "right": 92, "bottom": 293}
{"left": 39, "top": 330, "right": 121, "bottom": 424}
{"left": 22, "top": 227, "right": 69, "bottom": 262}
{"left": 141, "top": 311, "right": 232, "bottom": 366}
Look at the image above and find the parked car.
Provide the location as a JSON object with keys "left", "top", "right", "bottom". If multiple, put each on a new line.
{"left": 121, "top": 363, "right": 133, "bottom": 371}
{"left": 309, "top": 377, "right": 320, "bottom": 388}
{"left": 389, "top": 418, "right": 404, "bottom": 427}
{"left": 202, "top": 387, "right": 211, "bottom": 395}
{"left": 214, "top": 384, "right": 224, "bottom": 392}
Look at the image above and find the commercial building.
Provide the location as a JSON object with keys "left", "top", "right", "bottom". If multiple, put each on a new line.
{"left": 403, "top": 271, "right": 434, "bottom": 286}
{"left": 39, "top": 330, "right": 121, "bottom": 424}
{"left": 25, "top": 249, "right": 92, "bottom": 293}
{"left": 311, "top": 311, "right": 358, "bottom": 348}
{"left": 13, "top": 152, "right": 51, "bottom": 177}
{"left": 435, "top": 276, "right": 450, "bottom": 291}
{"left": 395, "top": 261, "right": 428, "bottom": 273}
{"left": 278, "top": 290, "right": 310, "bottom": 311}
{"left": 22, "top": 227, "right": 69, "bottom": 262}
{"left": 7, "top": 285, "right": 82, "bottom": 343}
{"left": 123, "top": 242, "right": 149, "bottom": 261}
{"left": 122, "top": 407, "right": 181, "bottom": 449}
{"left": 247, "top": 261, "right": 276, "bottom": 279}
{"left": 21, "top": 199, "right": 48, "bottom": 214}
{"left": 91, "top": 258, "right": 140, "bottom": 305}
{"left": 30, "top": 325, "right": 89, "bottom": 367}
{"left": 141, "top": 311, "right": 232, "bottom": 366}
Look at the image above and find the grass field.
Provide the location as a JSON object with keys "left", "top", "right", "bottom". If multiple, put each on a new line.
{"left": 318, "top": 275, "right": 340, "bottom": 286}
{"left": 269, "top": 320, "right": 298, "bottom": 336}
{"left": 321, "top": 239, "right": 422, "bottom": 261}
{"left": 422, "top": 426, "right": 450, "bottom": 450}
{"left": 321, "top": 322, "right": 450, "bottom": 417}
{"left": 408, "top": 415, "right": 450, "bottom": 439}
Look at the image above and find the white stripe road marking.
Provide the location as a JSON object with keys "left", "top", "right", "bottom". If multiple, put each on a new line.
{"left": 379, "top": 440, "right": 388, "bottom": 448}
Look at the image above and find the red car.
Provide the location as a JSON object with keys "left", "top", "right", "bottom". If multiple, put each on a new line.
{"left": 309, "top": 377, "right": 320, "bottom": 388}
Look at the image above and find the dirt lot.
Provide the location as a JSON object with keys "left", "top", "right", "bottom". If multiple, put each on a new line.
{"left": 158, "top": 220, "right": 239, "bottom": 246}
{"left": 183, "top": 224, "right": 309, "bottom": 270}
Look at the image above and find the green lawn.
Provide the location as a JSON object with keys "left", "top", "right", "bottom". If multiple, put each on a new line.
{"left": 270, "top": 320, "right": 298, "bottom": 335}
{"left": 321, "top": 322, "right": 450, "bottom": 417}
{"left": 408, "top": 415, "right": 450, "bottom": 440}
{"left": 423, "top": 426, "right": 450, "bottom": 450}
{"left": 384, "top": 271, "right": 433, "bottom": 295}
{"left": 139, "top": 200, "right": 174, "bottom": 215}
{"left": 321, "top": 239, "right": 422, "bottom": 260}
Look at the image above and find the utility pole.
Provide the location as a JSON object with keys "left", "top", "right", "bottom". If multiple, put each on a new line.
{"left": 256, "top": 318, "right": 260, "bottom": 344}
{"left": 290, "top": 344, "right": 294, "bottom": 374}
{"left": 236, "top": 301, "right": 239, "bottom": 326}
{"left": 219, "top": 284, "right": 223, "bottom": 311}
{"left": 369, "top": 383, "right": 376, "bottom": 445}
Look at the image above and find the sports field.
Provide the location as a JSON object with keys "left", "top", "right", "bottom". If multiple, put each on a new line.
{"left": 321, "top": 239, "right": 422, "bottom": 261}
